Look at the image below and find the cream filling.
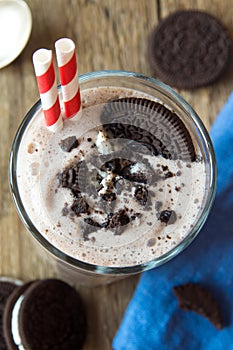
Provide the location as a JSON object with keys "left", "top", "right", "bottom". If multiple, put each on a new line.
{"left": 98, "top": 170, "right": 115, "bottom": 195}
{"left": 0, "top": 276, "right": 23, "bottom": 285}
{"left": 11, "top": 294, "right": 26, "bottom": 350}
{"left": 95, "top": 130, "right": 111, "bottom": 154}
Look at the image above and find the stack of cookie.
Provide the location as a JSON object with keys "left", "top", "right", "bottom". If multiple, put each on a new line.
{"left": 0, "top": 278, "right": 86, "bottom": 350}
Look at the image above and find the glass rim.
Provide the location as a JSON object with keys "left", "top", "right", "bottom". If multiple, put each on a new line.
{"left": 9, "top": 70, "right": 217, "bottom": 275}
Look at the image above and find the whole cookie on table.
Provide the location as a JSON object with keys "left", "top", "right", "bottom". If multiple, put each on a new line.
{"left": 3, "top": 279, "right": 87, "bottom": 350}
{"left": 0, "top": 277, "right": 23, "bottom": 350}
{"left": 147, "top": 10, "right": 232, "bottom": 89}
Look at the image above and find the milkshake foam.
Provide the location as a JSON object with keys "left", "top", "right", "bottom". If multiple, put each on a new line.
{"left": 16, "top": 87, "right": 207, "bottom": 267}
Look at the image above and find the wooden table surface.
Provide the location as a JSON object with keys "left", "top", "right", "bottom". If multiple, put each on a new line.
{"left": 1, "top": 0, "right": 233, "bottom": 349}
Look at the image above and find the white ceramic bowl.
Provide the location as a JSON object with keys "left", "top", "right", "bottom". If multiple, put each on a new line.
{"left": 0, "top": 0, "right": 32, "bottom": 69}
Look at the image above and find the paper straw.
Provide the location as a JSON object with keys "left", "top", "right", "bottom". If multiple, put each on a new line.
{"left": 55, "top": 38, "right": 81, "bottom": 120}
{"left": 32, "top": 49, "right": 63, "bottom": 132}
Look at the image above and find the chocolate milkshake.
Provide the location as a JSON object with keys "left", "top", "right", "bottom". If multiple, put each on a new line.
{"left": 10, "top": 71, "right": 216, "bottom": 283}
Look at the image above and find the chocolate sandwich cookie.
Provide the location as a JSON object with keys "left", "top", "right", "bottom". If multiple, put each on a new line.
{"left": 100, "top": 97, "right": 196, "bottom": 161}
{"left": 0, "top": 277, "right": 23, "bottom": 350}
{"left": 3, "top": 281, "right": 34, "bottom": 350}
{"left": 3, "top": 279, "right": 87, "bottom": 350}
{"left": 147, "top": 10, "right": 232, "bottom": 89}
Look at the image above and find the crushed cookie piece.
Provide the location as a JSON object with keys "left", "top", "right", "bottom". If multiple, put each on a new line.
{"left": 158, "top": 210, "right": 177, "bottom": 225}
{"left": 59, "top": 136, "right": 79, "bottom": 152}
{"left": 134, "top": 186, "right": 148, "bottom": 206}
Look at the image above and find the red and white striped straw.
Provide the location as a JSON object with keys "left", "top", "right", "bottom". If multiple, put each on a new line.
{"left": 32, "top": 49, "right": 63, "bottom": 132}
{"left": 55, "top": 38, "right": 81, "bottom": 120}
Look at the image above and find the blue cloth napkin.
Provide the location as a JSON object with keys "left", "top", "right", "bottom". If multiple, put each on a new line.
{"left": 113, "top": 92, "right": 233, "bottom": 350}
